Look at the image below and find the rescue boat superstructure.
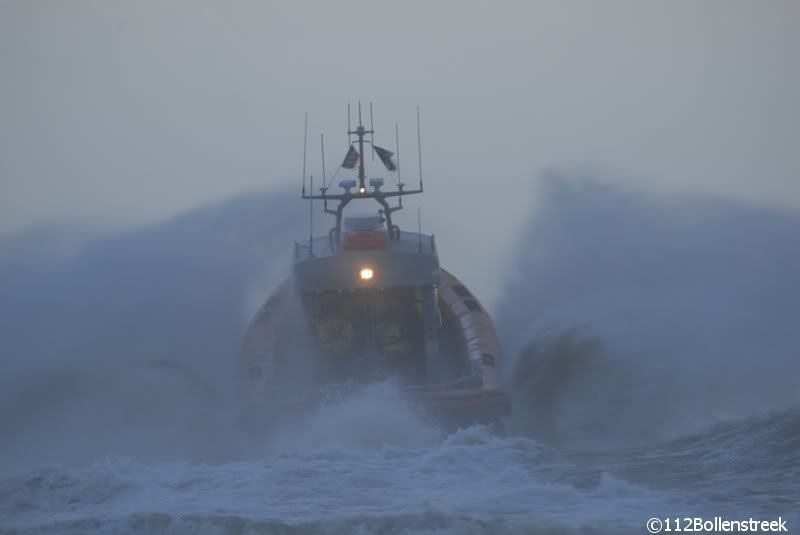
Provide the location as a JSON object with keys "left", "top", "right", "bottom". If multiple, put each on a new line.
{"left": 241, "top": 106, "right": 509, "bottom": 425}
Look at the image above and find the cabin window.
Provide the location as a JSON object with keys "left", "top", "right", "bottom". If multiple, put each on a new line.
{"left": 463, "top": 298, "right": 481, "bottom": 312}
{"left": 452, "top": 285, "right": 471, "bottom": 298}
{"left": 302, "top": 288, "right": 428, "bottom": 381}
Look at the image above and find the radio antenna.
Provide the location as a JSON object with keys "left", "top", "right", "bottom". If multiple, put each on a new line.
{"left": 306, "top": 109, "right": 423, "bottom": 242}
{"left": 394, "top": 122, "right": 403, "bottom": 191}
{"left": 357, "top": 101, "right": 367, "bottom": 191}
{"left": 320, "top": 133, "right": 327, "bottom": 190}
{"left": 395, "top": 121, "right": 403, "bottom": 207}
{"left": 302, "top": 112, "right": 308, "bottom": 195}
{"left": 395, "top": 121, "right": 402, "bottom": 184}
{"left": 416, "top": 106, "right": 423, "bottom": 190}
{"left": 347, "top": 103, "right": 352, "bottom": 147}
{"left": 309, "top": 175, "right": 314, "bottom": 256}
{"left": 370, "top": 101, "right": 375, "bottom": 161}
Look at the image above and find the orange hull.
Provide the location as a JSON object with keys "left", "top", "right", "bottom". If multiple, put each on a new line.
{"left": 241, "top": 269, "right": 509, "bottom": 425}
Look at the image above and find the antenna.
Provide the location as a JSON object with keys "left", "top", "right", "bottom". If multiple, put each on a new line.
{"left": 309, "top": 175, "right": 314, "bottom": 256}
{"left": 416, "top": 106, "right": 423, "bottom": 190}
{"left": 347, "top": 103, "right": 352, "bottom": 147}
{"left": 357, "top": 101, "right": 367, "bottom": 192}
{"left": 370, "top": 101, "right": 375, "bottom": 161}
{"left": 395, "top": 121, "right": 402, "bottom": 184}
{"left": 302, "top": 112, "right": 308, "bottom": 195}
{"left": 396, "top": 121, "right": 403, "bottom": 207}
{"left": 305, "top": 105, "right": 424, "bottom": 244}
{"left": 320, "top": 133, "right": 327, "bottom": 190}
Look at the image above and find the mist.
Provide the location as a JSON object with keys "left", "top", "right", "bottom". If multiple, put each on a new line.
{"left": 0, "top": 191, "right": 301, "bottom": 472}
{"left": 2, "top": 172, "right": 798, "bottom": 472}
{"left": 2, "top": 3, "right": 800, "bottom": 531}
{"left": 497, "top": 176, "right": 800, "bottom": 447}
{"left": 2, "top": 1, "right": 799, "bottom": 310}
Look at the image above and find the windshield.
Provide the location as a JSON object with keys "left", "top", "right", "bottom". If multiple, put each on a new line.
{"left": 303, "top": 288, "right": 426, "bottom": 382}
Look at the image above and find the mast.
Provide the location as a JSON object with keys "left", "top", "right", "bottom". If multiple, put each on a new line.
{"left": 349, "top": 101, "right": 374, "bottom": 194}
{"left": 358, "top": 103, "right": 365, "bottom": 190}
{"left": 304, "top": 103, "right": 423, "bottom": 246}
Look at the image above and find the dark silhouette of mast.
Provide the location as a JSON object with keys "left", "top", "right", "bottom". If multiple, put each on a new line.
{"left": 349, "top": 102, "right": 373, "bottom": 193}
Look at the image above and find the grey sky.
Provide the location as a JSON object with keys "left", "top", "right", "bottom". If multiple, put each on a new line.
{"left": 1, "top": 0, "right": 798, "bottom": 304}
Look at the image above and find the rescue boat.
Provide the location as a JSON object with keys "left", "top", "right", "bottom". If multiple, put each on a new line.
{"left": 241, "top": 106, "right": 509, "bottom": 427}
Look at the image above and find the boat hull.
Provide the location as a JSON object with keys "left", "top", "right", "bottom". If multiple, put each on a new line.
{"left": 241, "top": 268, "right": 510, "bottom": 427}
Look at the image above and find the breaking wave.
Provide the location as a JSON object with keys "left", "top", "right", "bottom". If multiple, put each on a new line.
{"left": 0, "top": 191, "right": 302, "bottom": 472}
{"left": 3, "top": 409, "right": 798, "bottom": 533}
{"left": 497, "top": 175, "right": 800, "bottom": 448}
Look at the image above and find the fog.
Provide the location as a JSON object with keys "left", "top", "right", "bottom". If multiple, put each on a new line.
{"left": 2, "top": 1, "right": 799, "bottom": 307}
{"left": 3, "top": 5, "right": 800, "bottom": 532}
{"left": 0, "top": 192, "right": 299, "bottom": 472}
{"left": 497, "top": 176, "right": 800, "bottom": 448}
{"left": 1, "top": 175, "right": 798, "bottom": 475}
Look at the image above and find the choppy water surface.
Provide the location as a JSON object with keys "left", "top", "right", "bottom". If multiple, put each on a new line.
{"left": 2, "top": 389, "right": 798, "bottom": 534}
{"left": 2, "top": 181, "right": 799, "bottom": 534}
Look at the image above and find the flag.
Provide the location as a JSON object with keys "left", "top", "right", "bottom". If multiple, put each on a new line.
{"left": 373, "top": 145, "right": 397, "bottom": 172}
{"left": 342, "top": 145, "right": 360, "bottom": 169}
